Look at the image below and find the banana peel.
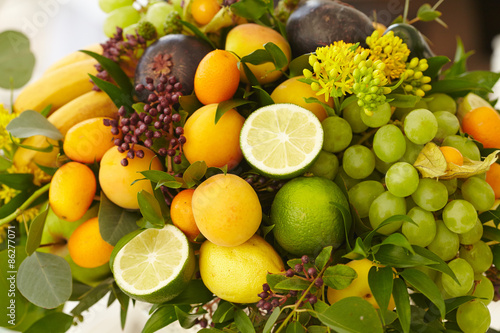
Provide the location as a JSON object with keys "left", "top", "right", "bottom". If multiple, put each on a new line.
{"left": 44, "top": 43, "right": 102, "bottom": 75}
{"left": 413, "top": 142, "right": 500, "bottom": 179}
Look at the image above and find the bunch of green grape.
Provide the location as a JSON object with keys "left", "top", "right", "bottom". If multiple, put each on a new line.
{"left": 307, "top": 92, "right": 496, "bottom": 332}
{"left": 99, "top": 0, "right": 182, "bottom": 38}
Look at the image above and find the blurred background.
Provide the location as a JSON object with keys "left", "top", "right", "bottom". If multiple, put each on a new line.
{"left": 1, "top": 0, "right": 500, "bottom": 331}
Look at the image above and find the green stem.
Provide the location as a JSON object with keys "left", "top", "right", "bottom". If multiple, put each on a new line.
{"left": 0, "top": 183, "right": 50, "bottom": 227}
{"left": 432, "top": 0, "right": 444, "bottom": 11}
{"left": 403, "top": 0, "right": 410, "bottom": 23}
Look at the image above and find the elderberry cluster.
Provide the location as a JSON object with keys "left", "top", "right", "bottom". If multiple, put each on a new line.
{"left": 104, "top": 74, "right": 186, "bottom": 166}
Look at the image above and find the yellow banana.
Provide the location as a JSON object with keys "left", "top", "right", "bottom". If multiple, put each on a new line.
{"left": 44, "top": 43, "right": 103, "bottom": 75}
{"left": 13, "top": 58, "right": 98, "bottom": 114}
{"left": 13, "top": 90, "right": 119, "bottom": 169}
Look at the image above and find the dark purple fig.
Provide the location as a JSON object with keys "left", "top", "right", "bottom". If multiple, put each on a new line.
{"left": 286, "top": 0, "right": 375, "bottom": 58}
{"left": 134, "top": 34, "right": 213, "bottom": 101}
{"left": 384, "top": 23, "right": 435, "bottom": 59}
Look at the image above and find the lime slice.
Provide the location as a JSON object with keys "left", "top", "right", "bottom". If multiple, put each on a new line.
{"left": 457, "top": 92, "right": 491, "bottom": 121}
{"left": 240, "top": 103, "right": 324, "bottom": 179}
{"left": 112, "top": 224, "right": 195, "bottom": 303}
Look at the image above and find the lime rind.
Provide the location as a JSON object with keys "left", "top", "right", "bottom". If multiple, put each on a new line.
{"left": 240, "top": 103, "right": 324, "bottom": 179}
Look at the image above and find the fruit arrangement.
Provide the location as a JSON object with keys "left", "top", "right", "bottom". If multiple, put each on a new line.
{"left": 2, "top": 0, "right": 500, "bottom": 332}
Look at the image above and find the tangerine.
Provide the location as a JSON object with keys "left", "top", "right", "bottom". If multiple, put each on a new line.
{"left": 170, "top": 189, "right": 200, "bottom": 242}
{"left": 191, "top": 0, "right": 220, "bottom": 26}
{"left": 461, "top": 106, "right": 500, "bottom": 149}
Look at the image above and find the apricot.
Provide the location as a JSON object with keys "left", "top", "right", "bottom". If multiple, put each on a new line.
{"left": 99, "top": 145, "right": 163, "bottom": 209}
{"left": 225, "top": 23, "right": 291, "bottom": 85}
{"left": 49, "top": 162, "right": 97, "bottom": 222}
{"left": 192, "top": 173, "right": 262, "bottom": 247}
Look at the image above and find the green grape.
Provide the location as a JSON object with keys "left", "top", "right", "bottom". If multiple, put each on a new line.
{"left": 360, "top": 102, "right": 391, "bottom": 128}
{"left": 403, "top": 108, "right": 438, "bottom": 145}
{"left": 427, "top": 220, "right": 459, "bottom": 261}
{"left": 373, "top": 124, "right": 406, "bottom": 163}
{"left": 342, "top": 145, "right": 375, "bottom": 179}
{"left": 461, "top": 177, "right": 496, "bottom": 212}
{"left": 440, "top": 178, "right": 457, "bottom": 196}
{"left": 405, "top": 196, "right": 418, "bottom": 211}
{"left": 335, "top": 166, "right": 360, "bottom": 190}
{"left": 458, "top": 219, "right": 483, "bottom": 245}
{"left": 456, "top": 300, "right": 491, "bottom": 333}
{"left": 411, "top": 178, "right": 448, "bottom": 212}
{"left": 433, "top": 111, "right": 460, "bottom": 142}
{"left": 342, "top": 101, "right": 368, "bottom": 133}
{"left": 469, "top": 274, "right": 494, "bottom": 305}
{"left": 393, "top": 100, "right": 428, "bottom": 122}
{"left": 442, "top": 199, "right": 477, "bottom": 234}
{"left": 99, "top": 0, "right": 134, "bottom": 13}
{"left": 374, "top": 153, "right": 393, "bottom": 174}
{"left": 348, "top": 180, "right": 385, "bottom": 218}
{"left": 103, "top": 6, "right": 141, "bottom": 37}
{"left": 122, "top": 22, "right": 138, "bottom": 38}
{"left": 402, "top": 206, "right": 436, "bottom": 247}
{"left": 442, "top": 135, "right": 481, "bottom": 161}
{"left": 459, "top": 241, "right": 493, "bottom": 274}
{"left": 322, "top": 116, "right": 353, "bottom": 153}
{"left": 307, "top": 150, "right": 339, "bottom": 180}
{"left": 146, "top": 2, "right": 175, "bottom": 36}
{"left": 399, "top": 136, "right": 423, "bottom": 165}
{"left": 440, "top": 258, "right": 474, "bottom": 297}
{"left": 426, "top": 93, "right": 457, "bottom": 114}
{"left": 385, "top": 162, "right": 419, "bottom": 197}
{"left": 368, "top": 191, "right": 406, "bottom": 235}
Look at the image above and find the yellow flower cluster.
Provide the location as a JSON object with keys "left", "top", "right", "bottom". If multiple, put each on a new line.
{"left": 0, "top": 104, "right": 18, "bottom": 152}
{"left": 366, "top": 31, "right": 410, "bottom": 81}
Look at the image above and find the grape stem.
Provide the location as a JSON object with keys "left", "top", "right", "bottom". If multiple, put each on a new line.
{"left": 0, "top": 183, "right": 50, "bottom": 226}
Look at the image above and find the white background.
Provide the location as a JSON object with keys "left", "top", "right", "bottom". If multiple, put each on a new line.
{"left": 1, "top": 0, "right": 500, "bottom": 332}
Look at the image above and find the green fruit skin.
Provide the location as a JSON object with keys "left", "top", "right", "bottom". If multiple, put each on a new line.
{"left": 307, "top": 150, "right": 339, "bottom": 180}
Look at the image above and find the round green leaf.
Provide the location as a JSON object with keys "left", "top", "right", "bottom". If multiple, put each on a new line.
{"left": 0, "top": 31, "right": 35, "bottom": 89}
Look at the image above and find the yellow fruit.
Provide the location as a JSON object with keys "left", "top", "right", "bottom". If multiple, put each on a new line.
{"left": 99, "top": 145, "right": 164, "bottom": 209}
{"left": 183, "top": 103, "right": 244, "bottom": 170}
{"left": 14, "top": 58, "right": 97, "bottom": 114}
{"left": 13, "top": 136, "right": 60, "bottom": 170}
{"left": 68, "top": 217, "right": 114, "bottom": 268}
{"left": 44, "top": 43, "right": 102, "bottom": 74}
{"left": 64, "top": 117, "right": 121, "bottom": 163}
{"left": 270, "top": 76, "right": 332, "bottom": 122}
{"left": 327, "top": 259, "right": 396, "bottom": 310}
{"left": 191, "top": 0, "right": 220, "bottom": 26}
{"left": 49, "top": 162, "right": 97, "bottom": 222}
{"left": 225, "top": 23, "right": 291, "bottom": 85}
{"left": 199, "top": 234, "right": 284, "bottom": 303}
{"left": 192, "top": 173, "right": 262, "bottom": 247}
{"left": 170, "top": 189, "right": 200, "bottom": 242}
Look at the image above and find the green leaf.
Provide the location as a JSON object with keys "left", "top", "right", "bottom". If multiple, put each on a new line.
{"left": 0, "top": 31, "right": 35, "bottom": 89}
{"left": 164, "top": 279, "right": 214, "bottom": 305}
{"left": 230, "top": 0, "right": 268, "bottom": 21}
{"left": 479, "top": 205, "right": 500, "bottom": 225}
{"left": 132, "top": 102, "right": 146, "bottom": 114}
{"left": 424, "top": 56, "right": 450, "bottom": 78}
{"left": 412, "top": 246, "right": 458, "bottom": 282}
{"left": 212, "top": 300, "right": 235, "bottom": 323}
{"left": 314, "top": 300, "right": 329, "bottom": 314}
{"left": 98, "top": 192, "right": 140, "bottom": 246}
{"left": 323, "top": 265, "right": 357, "bottom": 290}
{"left": 175, "top": 306, "right": 205, "bottom": 329}
{"left": 24, "top": 312, "right": 73, "bottom": 333}
{"left": 179, "top": 20, "right": 216, "bottom": 49}
{"left": 263, "top": 306, "right": 281, "bottom": 333}
{"left": 25, "top": 206, "right": 49, "bottom": 255}
{"left": 482, "top": 225, "right": 500, "bottom": 242}
{"left": 142, "top": 305, "right": 177, "bottom": 333}
{"left": 400, "top": 268, "right": 445, "bottom": 319}
{"left": 372, "top": 233, "right": 414, "bottom": 254}
{"left": 274, "top": 277, "right": 312, "bottom": 291}
{"left": 457, "top": 71, "right": 500, "bottom": 96}
{"left": 251, "top": 85, "right": 275, "bottom": 106}
{"left": 267, "top": 273, "right": 287, "bottom": 291}
{"left": 12, "top": 134, "right": 56, "bottom": 153}
{"left": 137, "top": 190, "right": 165, "bottom": 229}
{"left": 70, "top": 281, "right": 92, "bottom": 301}
{"left": 140, "top": 170, "right": 182, "bottom": 189}
{"left": 0, "top": 155, "right": 12, "bottom": 171}
{"left": 80, "top": 50, "right": 133, "bottom": 95}
{"left": 425, "top": 295, "right": 475, "bottom": 323}
{"left": 215, "top": 99, "right": 255, "bottom": 124}
{"left": 183, "top": 161, "right": 207, "bottom": 188}
{"left": 392, "top": 278, "right": 411, "bottom": 333}
{"left": 241, "top": 49, "right": 273, "bottom": 66}
{"left": 6, "top": 110, "right": 63, "bottom": 140}
{"left": 70, "top": 278, "right": 113, "bottom": 316}
{"left": 88, "top": 74, "right": 134, "bottom": 115}
{"left": 286, "top": 321, "right": 306, "bottom": 333}
{"left": 0, "top": 173, "right": 34, "bottom": 190}
{"left": 35, "top": 163, "right": 58, "bottom": 176}
{"left": 264, "top": 42, "right": 289, "bottom": 71}
{"left": 330, "top": 201, "right": 352, "bottom": 250}
{"left": 444, "top": 37, "right": 473, "bottom": 78}
{"left": 307, "top": 325, "right": 329, "bottom": 333}
{"left": 315, "top": 246, "right": 332, "bottom": 270}
{"left": 179, "top": 94, "right": 203, "bottom": 116}
{"left": 0, "top": 189, "right": 33, "bottom": 218}
{"left": 288, "top": 53, "right": 312, "bottom": 78}
{"left": 304, "top": 97, "right": 336, "bottom": 117}
{"left": 234, "top": 309, "right": 256, "bottom": 333}
{"left": 343, "top": 237, "right": 368, "bottom": 260}
{"left": 373, "top": 244, "right": 437, "bottom": 268}
{"left": 386, "top": 94, "right": 421, "bottom": 108}
{"left": 368, "top": 215, "right": 414, "bottom": 246}
{"left": 317, "top": 296, "right": 383, "bottom": 333}
{"left": 430, "top": 79, "right": 491, "bottom": 97}
{"left": 262, "top": 224, "right": 275, "bottom": 239}
{"left": 416, "top": 4, "right": 441, "bottom": 21}
{"left": 17, "top": 252, "right": 72, "bottom": 309}
{"left": 368, "top": 266, "right": 394, "bottom": 314}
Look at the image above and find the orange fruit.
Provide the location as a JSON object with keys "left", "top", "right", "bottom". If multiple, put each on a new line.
{"left": 194, "top": 50, "right": 240, "bottom": 105}
{"left": 440, "top": 146, "right": 464, "bottom": 166}
{"left": 461, "top": 106, "right": 500, "bottom": 149}
{"left": 170, "top": 189, "right": 200, "bottom": 242}
{"left": 191, "top": 0, "right": 220, "bottom": 26}
{"left": 68, "top": 217, "right": 114, "bottom": 268}
{"left": 486, "top": 163, "right": 500, "bottom": 199}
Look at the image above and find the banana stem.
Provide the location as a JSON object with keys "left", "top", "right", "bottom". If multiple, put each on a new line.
{"left": 0, "top": 183, "right": 50, "bottom": 227}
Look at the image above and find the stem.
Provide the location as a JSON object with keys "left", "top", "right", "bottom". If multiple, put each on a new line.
{"left": 355, "top": 128, "right": 377, "bottom": 146}
{"left": 432, "top": 0, "right": 444, "bottom": 11}
{"left": 403, "top": 0, "right": 410, "bottom": 23}
{"left": 0, "top": 183, "right": 50, "bottom": 227}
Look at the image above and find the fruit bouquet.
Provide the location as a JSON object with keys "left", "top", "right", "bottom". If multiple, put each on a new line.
{"left": 2, "top": 0, "right": 500, "bottom": 332}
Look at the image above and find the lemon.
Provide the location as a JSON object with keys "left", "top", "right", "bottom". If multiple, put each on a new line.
{"left": 199, "top": 234, "right": 284, "bottom": 303}
{"left": 112, "top": 224, "right": 195, "bottom": 303}
{"left": 457, "top": 92, "right": 491, "bottom": 121}
{"left": 271, "top": 176, "right": 349, "bottom": 256}
{"left": 239, "top": 103, "right": 323, "bottom": 179}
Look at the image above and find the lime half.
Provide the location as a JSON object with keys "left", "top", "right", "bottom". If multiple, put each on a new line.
{"left": 457, "top": 92, "right": 491, "bottom": 121}
{"left": 240, "top": 103, "right": 324, "bottom": 179}
{"left": 112, "top": 224, "right": 195, "bottom": 303}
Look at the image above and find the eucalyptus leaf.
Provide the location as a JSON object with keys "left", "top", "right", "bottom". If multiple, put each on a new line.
{"left": 392, "top": 278, "right": 411, "bottom": 333}
{"left": 400, "top": 268, "right": 445, "bottom": 319}
{"left": 322, "top": 265, "right": 357, "bottom": 290}
{"left": 215, "top": 99, "right": 255, "bottom": 124}
{"left": 367, "top": 266, "right": 393, "bottom": 316}
{"left": 17, "top": 252, "right": 72, "bottom": 309}
{"left": 234, "top": 309, "right": 256, "bottom": 333}
{"left": 142, "top": 305, "right": 177, "bottom": 333}
{"left": 6, "top": 110, "right": 62, "bottom": 140}
{"left": 263, "top": 306, "right": 281, "bottom": 333}
{"left": 286, "top": 321, "right": 306, "bottom": 333}
{"left": 183, "top": 161, "right": 207, "bottom": 188}
{"left": 315, "top": 246, "right": 332, "bottom": 270}
{"left": 98, "top": 192, "right": 140, "bottom": 246}
{"left": 0, "top": 31, "right": 35, "bottom": 89}
{"left": 0, "top": 173, "right": 34, "bottom": 190}
{"left": 137, "top": 190, "right": 165, "bottom": 229}
{"left": 24, "top": 312, "right": 73, "bottom": 333}
{"left": 89, "top": 74, "right": 134, "bottom": 115}
{"left": 230, "top": 0, "right": 268, "bottom": 21}
{"left": 274, "top": 277, "right": 312, "bottom": 291}
{"left": 25, "top": 206, "right": 49, "bottom": 255}
{"left": 70, "top": 278, "right": 113, "bottom": 316}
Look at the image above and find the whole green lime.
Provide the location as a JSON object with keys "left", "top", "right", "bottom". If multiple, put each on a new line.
{"left": 270, "top": 176, "right": 349, "bottom": 256}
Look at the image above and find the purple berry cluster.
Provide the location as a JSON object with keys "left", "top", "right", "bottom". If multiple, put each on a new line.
{"left": 244, "top": 174, "right": 286, "bottom": 192}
